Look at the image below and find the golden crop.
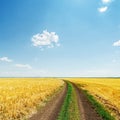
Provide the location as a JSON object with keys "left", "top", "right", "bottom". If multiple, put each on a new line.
{"left": 67, "top": 78, "right": 120, "bottom": 119}
{"left": 0, "top": 78, "right": 64, "bottom": 120}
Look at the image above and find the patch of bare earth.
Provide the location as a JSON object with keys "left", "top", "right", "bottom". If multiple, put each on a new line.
{"left": 29, "top": 83, "right": 67, "bottom": 120}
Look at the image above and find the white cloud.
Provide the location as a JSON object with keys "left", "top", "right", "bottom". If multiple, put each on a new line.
{"left": 102, "top": 0, "right": 111, "bottom": 4}
{"left": 113, "top": 40, "right": 120, "bottom": 46}
{"left": 15, "top": 64, "right": 32, "bottom": 69}
{"left": 98, "top": 0, "right": 114, "bottom": 13}
{"left": 31, "top": 30, "right": 60, "bottom": 49}
{"left": 98, "top": 6, "right": 108, "bottom": 12}
{"left": 0, "top": 57, "right": 12, "bottom": 62}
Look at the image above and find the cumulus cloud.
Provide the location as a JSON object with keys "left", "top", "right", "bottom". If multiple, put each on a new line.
{"left": 98, "top": 6, "right": 108, "bottom": 12}
{"left": 0, "top": 57, "right": 12, "bottom": 62}
{"left": 31, "top": 30, "right": 60, "bottom": 49}
{"left": 113, "top": 40, "right": 120, "bottom": 46}
{"left": 15, "top": 64, "right": 32, "bottom": 69}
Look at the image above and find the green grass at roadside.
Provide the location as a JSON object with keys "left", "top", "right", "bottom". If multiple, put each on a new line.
{"left": 76, "top": 84, "right": 115, "bottom": 120}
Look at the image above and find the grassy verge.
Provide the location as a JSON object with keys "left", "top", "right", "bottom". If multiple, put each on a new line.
{"left": 77, "top": 84, "right": 115, "bottom": 120}
{"left": 57, "top": 82, "right": 80, "bottom": 120}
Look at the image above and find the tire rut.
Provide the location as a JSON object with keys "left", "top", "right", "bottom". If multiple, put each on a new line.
{"left": 29, "top": 83, "right": 67, "bottom": 120}
{"left": 72, "top": 83, "right": 103, "bottom": 120}
{"left": 29, "top": 81, "right": 104, "bottom": 120}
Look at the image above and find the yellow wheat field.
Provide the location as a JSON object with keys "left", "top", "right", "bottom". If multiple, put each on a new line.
{"left": 0, "top": 78, "right": 64, "bottom": 120}
{"left": 67, "top": 78, "right": 120, "bottom": 119}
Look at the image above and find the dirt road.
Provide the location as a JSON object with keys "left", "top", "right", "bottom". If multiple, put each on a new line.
{"left": 29, "top": 83, "right": 67, "bottom": 120}
{"left": 29, "top": 81, "right": 103, "bottom": 120}
{"left": 73, "top": 83, "right": 103, "bottom": 120}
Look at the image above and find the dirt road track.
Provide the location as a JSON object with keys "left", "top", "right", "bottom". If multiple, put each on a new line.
{"left": 73, "top": 83, "right": 103, "bottom": 120}
{"left": 29, "top": 81, "right": 103, "bottom": 120}
{"left": 29, "top": 83, "right": 67, "bottom": 120}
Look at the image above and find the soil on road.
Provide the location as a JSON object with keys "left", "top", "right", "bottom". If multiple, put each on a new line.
{"left": 73, "top": 83, "right": 103, "bottom": 120}
{"left": 29, "top": 81, "right": 103, "bottom": 120}
{"left": 29, "top": 83, "right": 67, "bottom": 120}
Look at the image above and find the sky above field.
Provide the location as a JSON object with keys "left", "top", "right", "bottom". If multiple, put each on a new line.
{"left": 0, "top": 0, "right": 120, "bottom": 77}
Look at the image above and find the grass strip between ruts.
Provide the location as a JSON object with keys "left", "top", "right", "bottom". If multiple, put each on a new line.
{"left": 57, "top": 82, "right": 80, "bottom": 120}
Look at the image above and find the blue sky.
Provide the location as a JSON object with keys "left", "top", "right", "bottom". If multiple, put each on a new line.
{"left": 0, "top": 0, "right": 120, "bottom": 77}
